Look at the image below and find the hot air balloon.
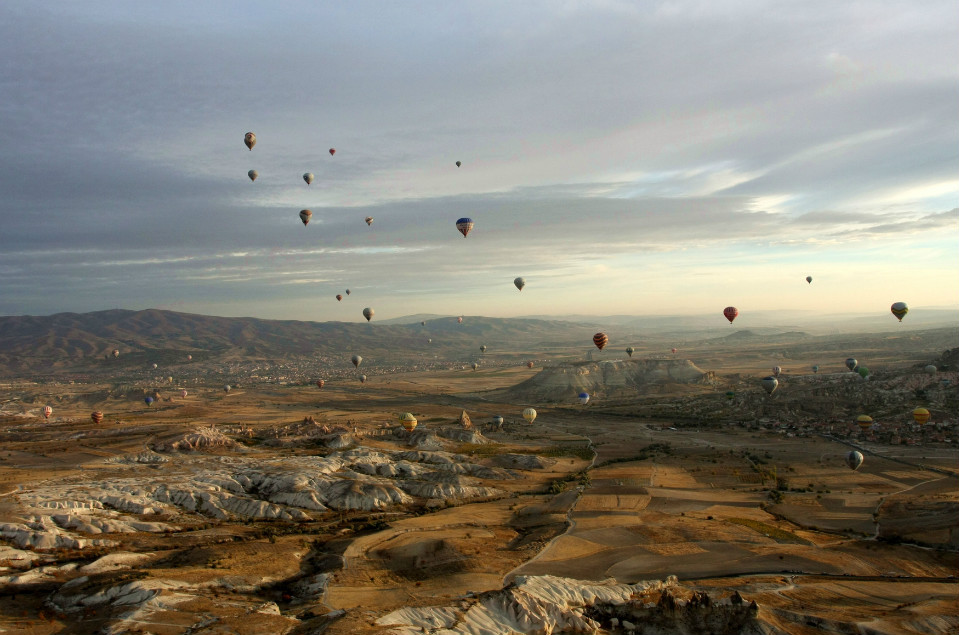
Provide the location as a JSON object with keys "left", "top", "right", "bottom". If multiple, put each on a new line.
{"left": 362, "top": 307, "right": 374, "bottom": 322}
{"left": 351, "top": 355, "right": 362, "bottom": 368}
{"left": 187, "top": 355, "right": 192, "bottom": 361}
{"left": 457, "top": 316, "right": 463, "bottom": 324}
{"left": 912, "top": 407, "right": 930, "bottom": 425}
{"left": 626, "top": 346, "right": 634, "bottom": 357}
{"left": 455, "top": 161, "right": 461, "bottom": 167}
{"left": 471, "top": 362, "right": 479, "bottom": 371}
{"left": 725, "top": 390, "right": 736, "bottom": 400}
{"left": 845, "top": 358, "right": 858, "bottom": 372}
{"left": 223, "top": 385, "right": 231, "bottom": 393}
{"left": 91, "top": 411, "right": 103, "bottom": 424}
{"left": 578, "top": 392, "right": 590, "bottom": 405}
{"left": 112, "top": 349, "right": 120, "bottom": 358}
{"left": 761, "top": 376, "right": 779, "bottom": 395}
{"left": 359, "top": 374, "right": 367, "bottom": 383}
{"left": 336, "top": 294, "right": 343, "bottom": 301}
{"left": 400, "top": 412, "right": 417, "bottom": 432}
{"left": 514, "top": 277, "right": 525, "bottom": 291}
{"left": 671, "top": 348, "right": 678, "bottom": 354}
{"left": 365, "top": 216, "right": 373, "bottom": 226}
{"left": 772, "top": 366, "right": 782, "bottom": 377}
{"left": 527, "top": 361, "right": 534, "bottom": 369}
{"left": 924, "top": 364, "right": 938, "bottom": 375}
{"left": 806, "top": 276, "right": 812, "bottom": 284}
{"left": 248, "top": 169, "right": 258, "bottom": 182}
{"left": 845, "top": 450, "right": 864, "bottom": 471}
{"left": 857, "top": 366, "right": 870, "bottom": 380}
{"left": 299, "top": 209, "right": 312, "bottom": 226}
{"left": 144, "top": 396, "right": 154, "bottom": 406}
{"left": 890, "top": 302, "right": 908, "bottom": 321}
{"left": 303, "top": 172, "right": 314, "bottom": 185}
{"left": 855, "top": 414, "right": 873, "bottom": 431}
{"left": 244, "top": 132, "right": 256, "bottom": 150}
{"left": 480, "top": 345, "right": 487, "bottom": 353}
{"left": 421, "top": 321, "right": 427, "bottom": 326}
{"left": 329, "top": 148, "right": 336, "bottom": 156}
{"left": 427, "top": 338, "right": 432, "bottom": 344}
{"left": 167, "top": 376, "right": 173, "bottom": 383}
{"left": 455, "top": 217, "right": 473, "bottom": 237}
{"left": 723, "top": 306, "right": 739, "bottom": 324}
{"left": 345, "top": 289, "right": 351, "bottom": 295}
{"left": 42, "top": 405, "right": 53, "bottom": 419}
{"left": 152, "top": 363, "right": 158, "bottom": 370}
{"left": 316, "top": 380, "right": 325, "bottom": 389}
{"left": 592, "top": 333, "right": 608, "bottom": 350}
{"left": 180, "top": 389, "right": 188, "bottom": 398}
{"left": 522, "top": 408, "right": 537, "bottom": 424}
{"left": 812, "top": 365, "right": 819, "bottom": 374}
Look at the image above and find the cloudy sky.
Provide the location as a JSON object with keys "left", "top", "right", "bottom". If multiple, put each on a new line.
{"left": 1, "top": 1, "right": 956, "bottom": 322}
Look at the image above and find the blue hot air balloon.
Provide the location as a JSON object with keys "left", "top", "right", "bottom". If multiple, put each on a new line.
{"left": 578, "top": 392, "right": 590, "bottom": 405}
{"left": 456, "top": 218, "right": 474, "bottom": 237}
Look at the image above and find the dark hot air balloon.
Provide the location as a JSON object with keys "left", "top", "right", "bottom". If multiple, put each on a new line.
{"left": 248, "top": 170, "right": 258, "bottom": 182}
{"left": 845, "top": 450, "right": 863, "bottom": 471}
{"left": 723, "top": 306, "right": 739, "bottom": 324}
{"left": 244, "top": 132, "right": 256, "bottom": 150}
{"left": 890, "top": 301, "right": 908, "bottom": 321}
{"left": 592, "top": 333, "right": 608, "bottom": 350}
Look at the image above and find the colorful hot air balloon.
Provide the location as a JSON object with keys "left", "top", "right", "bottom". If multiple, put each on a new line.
{"left": 890, "top": 302, "right": 908, "bottom": 321}
{"left": 479, "top": 345, "right": 487, "bottom": 353}
{"left": 329, "top": 148, "right": 336, "bottom": 156}
{"left": 351, "top": 355, "right": 362, "bottom": 368}
{"left": 845, "top": 450, "right": 864, "bottom": 471}
{"left": 592, "top": 333, "right": 608, "bottom": 350}
{"left": 723, "top": 306, "right": 739, "bottom": 324}
{"left": 761, "top": 376, "right": 779, "bottom": 395}
{"left": 578, "top": 392, "right": 590, "bottom": 405}
{"left": 112, "top": 349, "right": 120, "bottom": 358}
{"left": 457, "top": 316, "right": 463, "bottom": 324}
{"left": 359, "top": 374, "right": 367, "bottom": 383}
{"left": 316, "top": 380, "right": 325, "bottom": 389}
{"left": 522, "top": 408, "right": 537, "bottom": 424}
{"left": 845, "top": 358, "right": 858, "bottom": 371}
{"left": 336, "top": 294, "right": 343, "bottom": 301}
{"left": 772, "top": 366, "right": 782, "bottom": 377}
{"left": 303, "top": 172, "right": 314, "bottom": 185}
{"left": 144, "top": 396, "right": 154, "bottom": 406}
{"left": 42, "top": 405, "right": 53, "bottom": 419}
{"left": 455, "top": 161, "right": 461, "bottom": 167}
{"left": 223, "top": 385, "right": 231, "bottom": 393}
{"left": 248, "top": 169, "right": 258, "bottom": 182}
{"left": 455, "top": 218, "right": 473, "bottom": 237}
{"left": 91, "top": 411, "right": 103, "bottom": 424}
{"left": 725, "top": 390, "right": 736, "bottom": 400}
{"left": 812, "top": 365, "right": 819, "bottom": 374}
{"left": 626, "top": 346, "right": 634, "bottom": 357}
{"left": 180, "top": 389, "right": 188, "bottom": 398}
{"left": 365, "top": 216, "right": 373, "bottom": 226}
{"left": 912, "top": 407, "right": 930, "bottom": 425}
{"left": 299, "top": 209, "right": 312, "bottom": 226}
{"left": 471, "top": 362, "right": 479, "bottom": 371}
{"left": 924, "top": 364, "right": 938, "bottom": 375}
{"left": 514, "top": 277, "right": 525, "bottom": 291}
{"left": 362, "top": 307, "right": 374, "bottom": 322}
{"left": 244, "top": 132, "right": 256, "bottom": 150}
{"left": 527, "top": 361, "right": 534, "bottom": 368}
{"left": 400, "top": 413, "right": 417, "bottom": 432}
{"left": 806, "top": 276, "right": 812, "bottom": 284}
{"left": 856, "top": 414, "right": 873, "bottom": 431}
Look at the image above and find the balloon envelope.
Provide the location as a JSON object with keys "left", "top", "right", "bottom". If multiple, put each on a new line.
{"left": 527, "top": 361, "right": 534, "bottom": 368}
{"left": 351, "top": 355, "right": 362, "bottom": 367}
{"left": 223, "top": 385, "right": 231, "bottom": 393}
{"left": 912, "top": 407, "right": 930, "bottom": 425}
{"left": 471, "top": 362, "right": 479, "bottom": 371}
{"left": 812, "top": 365, "right": 819, "bottom": 373}
{"left": 248, "top": 170, "right": 258, "bottom": 182}
{"left": 845, "top": 358, "right": 858, "bottom": 371}
{"left": 329, "top": 148, "right": 336, "bottom": 156}
{"left": 362, "top": 307, "right": 374, "bottom": 322}
{"left": 772, "top": 366, "right": 782, "bottom": 377}
{"left": 244, "top": 132, "right": 256, "bottom": 150}
{"left": 42, "top": 405, "right": 53, "bottom": 419}
{"left": 457, "top": 316, "right": 463, "bottom": 324}
{"left": 924, "top": 364, "right": 938, "bottom": 375}
{"left": 359, "top": 375, "right": 367, "bottom": 383}
{"left": 345, "top": 289, "right": 351, "bottom": 295}
{"left": 336, "top": 294, "right": 343, "bottom": 301}
{"left": 578, "top": 392, "right": 590, "bottom": 405}
{"left": 522, "top": 408, "right": 537, "bottom": 423}
{"left": 303, "top": 172, "right": 314, "bottom": 185}
{"left": 480, "top": 345, "right": 487, "bottom": 353}
{"left": 492, "top": 415, "right": 504, "bottom": 426}
{"left": 400, "top": 413, "right": 417, "bottom": 431}
{"left": 723, "top": 306, "right": 739, "bottom": 323}
{"left": 112, "top": 349, "right": 120, "bottom": 358}
{"left": 180, "top": 390, "right": 188, "bottom": 398}
{"left": 455, "top": 161, "right": 461, "bottom": 167}
{"left": 365, "top": 216, "right": 373, "bottom": 226}
{"left": 514, "top": 277, "right": 525, "bottom": 291}
{"left": 592, "top": 333, "right": 608, "bottom": 350}
{"left": 316, "top": 380, "right": 325, "bottom": 389}
{"left": 761, "top": 376, "right": 779, "bottom": 395}
{"left": 299, "top": 209, "right": 312, "bottom": 226}
{"left": 144, "top": 396, "right": 154, "bottom": 405}
{"left": 806, "top": 276, "right": 812, "bottom": 284}
{"left": 890, "top": 301, "right": 908, "bottom": 321}
{"left": 856, "top": 414, "right": 873, "bottom": 430}
{"left": 91, "top": 411, "right": 103, "bottom": 424}
{"left": 626, "top": 346, "right": 634, "bottom": 357}
{"left": 455, "top": 217, "right": 474, "bottom": 237}
{"left": 845, "top": 451, "right": 864, "bottom": 471}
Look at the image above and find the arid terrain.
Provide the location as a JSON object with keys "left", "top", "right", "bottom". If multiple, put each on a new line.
{"left": 0, "top": 313, "right": 956, "bottom": 634}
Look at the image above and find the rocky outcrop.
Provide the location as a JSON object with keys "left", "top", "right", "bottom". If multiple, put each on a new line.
{"left": 494, "top": 453, "right": 559, "bottom": 470}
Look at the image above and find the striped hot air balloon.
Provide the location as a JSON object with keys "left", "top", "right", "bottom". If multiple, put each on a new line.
{"left": 42, "top": 405, "right": 53, "bottom": 419}
{"left": 592, "top": 332, "right": 608, "bottom": 350}
{"left": 91, "top": 411, "right": 104, "bottom": 424}
{"left": 890, "top": 302, "right": 908, "bottom": 321}
{"left": 912, "top": 407, "right": 930, "bottom": 425}
{"left": 455, "top": 217, "right": 473, "bottom": 237}
{"left": 723, "top": 306, "right": 739, "bottom": 324}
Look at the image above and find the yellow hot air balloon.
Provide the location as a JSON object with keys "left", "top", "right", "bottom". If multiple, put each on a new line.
{"left": 400, "top": 412, "right": 417, "bottom": 432}
{"left": 855, "top": 414, "right": 873, "bottom": 431}
{"left": 522, "top": 407, "right": 537, "bottom": 424}
{"left": 912, "top": 407, "right": 930, "bottom": 425}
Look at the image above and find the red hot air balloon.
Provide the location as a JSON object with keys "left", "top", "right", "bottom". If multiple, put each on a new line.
{"left": 671, "top": 348, "right": 678, "bottom": 354}
{"left": 299, "top": 209, "right": 312, "bottom": 226}
{"left": 457, "top": 316, "right": 463, "bottom": 324}
{"left": 527, "top": 361, "right": 534, "bottom": 368}
{"left": 329, "top": 148, "right": 336, "bottom": 156}
{"left": 316, "top": 380, "right": 325, "bottom": 389}
{"left": 723, "top": 306, "right": 739, "bottom": 324}
{"left": 592, "top": 332, "right": 609, "bottom": 350}
{"left": 91, "top": 411, "right": 104, "bottom": 424}
{"left": 336, "top": 294, "right": 343, "bottom": 301}
{"left": 42, "top": 405, "right": 53, "bottom": 419}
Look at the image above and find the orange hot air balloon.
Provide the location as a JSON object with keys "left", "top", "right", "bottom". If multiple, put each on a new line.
{"left": 527, "top": 361, "right": 534, "bottom": 368}
{"left": 316, "top": 380, "right": 325, "bottom": 389}
{"left": 336, "top": 294, "right": 343, "bottom": 301}
{"left": 91, "top": 411, "right": 103, "bottom": 424}
{"left": 592, "top": 332, "right": 608, "bottom": 350}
